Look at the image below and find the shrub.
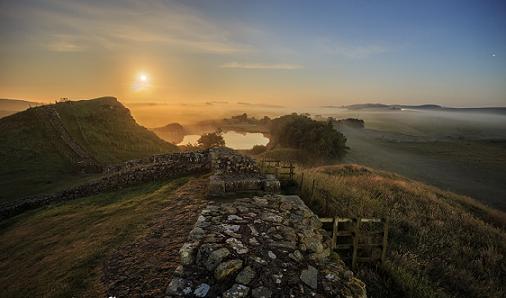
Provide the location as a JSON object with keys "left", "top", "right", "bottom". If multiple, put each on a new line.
{"left": 250, "top": 145, "right": 267, "bottom": 155}
{"left": 269, "top": 114, "right": 347, "bottom": 159}
{"left": 197, "top": 130, "right": 225, "bottom": 148}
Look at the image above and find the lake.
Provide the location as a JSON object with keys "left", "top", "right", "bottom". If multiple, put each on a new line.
{"left": 178, "top": 131, "right": 269, "bottom": 149}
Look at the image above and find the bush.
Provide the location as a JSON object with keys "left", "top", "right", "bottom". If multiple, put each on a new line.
{"left": 250, "top": 145, "right": 267, "bottom": 155}
{"left": 197, "top": 131, "right": 225, "bottom": 148}
{"left": 270, "top": 114, "right": 347, "bottom": 159}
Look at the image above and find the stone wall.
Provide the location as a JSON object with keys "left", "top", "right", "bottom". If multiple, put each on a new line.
{"left": 167, "top": 194, "right": 366, "bottom": 297}
{"left": 0, "top": 150, "right": 211, "bottom": 221}
{"left": 208, "top": 148, "right": 280, "bottom": 198}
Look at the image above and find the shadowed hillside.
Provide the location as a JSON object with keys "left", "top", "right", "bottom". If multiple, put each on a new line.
{"left": 0, "top": 97, "right": 177, "bottom": 201}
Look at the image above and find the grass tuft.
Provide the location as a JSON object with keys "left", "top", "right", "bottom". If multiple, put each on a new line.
{"left": 296, "top": 164, "right": 506, "bottom": 297}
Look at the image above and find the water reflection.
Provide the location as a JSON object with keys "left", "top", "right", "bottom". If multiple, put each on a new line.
{"left": 178, "top": 131, "right": 269, "bottom": 149}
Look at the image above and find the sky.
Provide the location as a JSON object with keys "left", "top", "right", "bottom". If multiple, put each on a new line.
{"left": 0, "top": 0, "right": 505, "bottom": 108}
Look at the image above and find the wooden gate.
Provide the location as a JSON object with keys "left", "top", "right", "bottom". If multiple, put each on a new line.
{"left": 321, "top": 217, "right": 389, "bottom": 269}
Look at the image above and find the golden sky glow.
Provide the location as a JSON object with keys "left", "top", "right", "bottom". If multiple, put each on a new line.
{"left": 0, "top": 1, "right": 505, "bottom": 109}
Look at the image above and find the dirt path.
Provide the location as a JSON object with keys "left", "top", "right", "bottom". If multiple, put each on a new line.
{"left": 102, "top": 177, "right": 209, "bottom": 297}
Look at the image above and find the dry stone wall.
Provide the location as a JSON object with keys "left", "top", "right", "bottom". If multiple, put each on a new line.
{"left": 0, "top": 151, "right": 211, "bottom": 220}
{"left": 167, "top": 195, "right": 367, "bottom": 297}
{"left": 208, "top": 148, "right": 280, "bottom": 198}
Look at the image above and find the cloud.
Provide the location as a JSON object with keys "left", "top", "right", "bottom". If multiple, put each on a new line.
{"left": 46, "top": 39, "right": 85, "bottom": 52}
{"left": 221, "top": 62, "right": 303, "bottom": 70}
{"left": 6, "top": 0, "right": 252, "bottom": 54}
{"left": 322, "top": 39, "right": 390, "bottom": 59}
{"left": 237, "top": 102, "right": 284, "bottom": 108}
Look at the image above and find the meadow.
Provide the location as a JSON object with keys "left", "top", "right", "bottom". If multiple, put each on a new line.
{"left": 295, "top": 164, "right": 506, "bottom": 297}
{"left": 0, "top": 177, "right": 188, "bottom": 297}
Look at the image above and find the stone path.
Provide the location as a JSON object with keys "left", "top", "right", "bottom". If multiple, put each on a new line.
{"left": 167, "top": 195, "right": 367, "bottom": 297}
{"left": 102, "top": 178, "right": 209, "bottom": 297}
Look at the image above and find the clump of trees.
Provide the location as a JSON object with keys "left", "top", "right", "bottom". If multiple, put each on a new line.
{"left": 197, "top": 130, "right": 225, "bottom": 148}
{"left": 269, "top": 114, "right": 347, "bottom": 159}
{"left": 249, "top": 145, "right": 267, "bottom": 155}
{"left": 333, "top": 118, "right": 365, "bottom": 129}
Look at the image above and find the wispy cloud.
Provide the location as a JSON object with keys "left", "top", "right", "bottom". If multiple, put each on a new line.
{"left": 5, "top": 0, "right": 252, "bottom": 54}
{"left": 237, "top": 101, "right": 284, "bottom": 108}
{"left": 321, "top": 39, "right": 390, "bottom": 59}
{"left": 221, "top": 62, "right": 303, "bottom": 70}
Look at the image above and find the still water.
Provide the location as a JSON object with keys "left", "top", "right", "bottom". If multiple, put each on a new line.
{"left": 178, "top": 131, "right": 269, "bottom": 150}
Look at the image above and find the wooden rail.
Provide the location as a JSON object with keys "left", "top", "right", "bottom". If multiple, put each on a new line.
{"left": 257, "top": 161, "right": 390, "bottom": 270}
{"left": 320, "top": 216, "right": 389, "bottom": 269}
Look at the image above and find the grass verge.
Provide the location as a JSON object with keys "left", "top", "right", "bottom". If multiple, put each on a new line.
{"left": 0, "top": 177, "right": 188, "bottom": 297}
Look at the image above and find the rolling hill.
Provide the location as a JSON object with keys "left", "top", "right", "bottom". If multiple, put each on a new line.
{"left": 342, "top": 103, "right": 506, "bottom": 114}
{"left": 0, "top": 98, "right": 41, "bottom": 118}
{"left": 0, "top": 97, "right": 178, "bottom": 201}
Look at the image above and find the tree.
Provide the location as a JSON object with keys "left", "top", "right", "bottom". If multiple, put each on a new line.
{"left": 197, "top": 130, "right": 225, "bottom": 148}
{"left": 269, "top": 114, "right": 347, "bottom": 159}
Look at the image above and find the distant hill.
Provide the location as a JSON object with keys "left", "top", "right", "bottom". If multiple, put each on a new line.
{"left": 0, "top": 98, "right": 41, "bottom": 118}
{"left": 0, "top": 97, "right": 178, "bottom": 201}
{"left": 342, "top": 103, "right": 506, "bottom": 114}
{"left": 152, "top": 122, "right": 186, "bottom": 144}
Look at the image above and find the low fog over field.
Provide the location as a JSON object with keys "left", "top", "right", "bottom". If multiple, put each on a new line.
{"left": 130, "top": 102, "right": 506, "bottom": 210}
{"left": 328, "top": 109, "right": 506, "bottom": 210}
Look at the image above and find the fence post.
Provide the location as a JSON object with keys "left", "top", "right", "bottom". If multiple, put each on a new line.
{"left": 332, "top": 217, "right": 339, "bottom": 250}
{"left": 381, "top": 217, "right": 389, "bottom": 264}
{"left": 310, "top": 179, "right": 316, "bottom": 202}
{"left": 299, "top": 172, "right": 304, "bottom": 193}
{"left": 352, "top": 217, "right": 361, "bottom": 270}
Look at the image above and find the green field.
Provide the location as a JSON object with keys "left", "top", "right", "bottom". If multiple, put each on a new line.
{"left": 341, "top": 127, "right": 506, "bottom": 211}
{"left": 0, "top": 177, "right": 188, "bottom": 297}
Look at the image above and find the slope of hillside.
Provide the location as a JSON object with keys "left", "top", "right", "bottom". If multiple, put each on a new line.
{"left": 297, "top": 164, "right": 506, "bottom": 297}
{"left": 0, "top": 97, "right": 177, "bottom": 201}
{"left": 0, "top": 98, "right": 41, "bottom": 117}
{"left": 0, "top": 177, "right": 194, "bottom": 297}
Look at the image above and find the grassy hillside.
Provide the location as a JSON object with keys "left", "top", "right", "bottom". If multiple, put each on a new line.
{"left": 54, "top": 97, "right": 177, "bottom": 163}
{"left": 0, "top": 177, "right": 188, "bottom": 297}
{"left": 297, "top": 164, "right": 506, "bottom": 297}
{"left": 0, "top": 97, "right": 177, "bottom": 201}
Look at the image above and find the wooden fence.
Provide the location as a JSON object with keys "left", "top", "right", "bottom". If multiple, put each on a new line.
{"left": 320, "top": 217, "right": 389, "bottom": 269}
{"left": 257, "top": 160, "right": 390, "bottom": 269}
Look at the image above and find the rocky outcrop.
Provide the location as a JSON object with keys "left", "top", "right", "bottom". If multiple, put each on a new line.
{"left": 208, "top": 148, "right": 280, "bottom": 198}
{"left": 167, "top": 195, "right": 367, "bottom": 297}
